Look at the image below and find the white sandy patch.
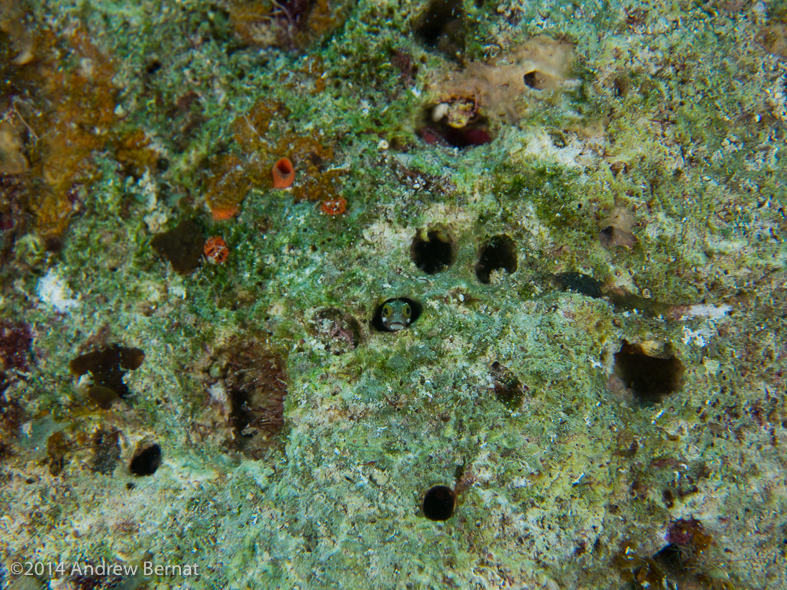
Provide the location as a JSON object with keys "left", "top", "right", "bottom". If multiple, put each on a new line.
{"left": 37, "top": 269, "right": 79, "bottom": 313}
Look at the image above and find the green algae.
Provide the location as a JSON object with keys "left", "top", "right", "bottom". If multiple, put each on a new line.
{"left": 0, "top": 0, "right": 786, "bottom": 589}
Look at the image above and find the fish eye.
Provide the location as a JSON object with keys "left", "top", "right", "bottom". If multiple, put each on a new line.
{"left": 403, "top": 304, "right": 412, "bottom": 317}
{"left": 382, "top": 304, "right": 392, "bottom": 317}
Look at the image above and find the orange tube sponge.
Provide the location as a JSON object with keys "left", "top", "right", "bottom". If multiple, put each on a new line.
{"left": 272, "top": 157, "right": 295, "bottom": 188}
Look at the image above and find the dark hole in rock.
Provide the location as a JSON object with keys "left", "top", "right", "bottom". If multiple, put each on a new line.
{"left": 653, "top": 544, "right": 688, "bottom": 575}
{"left": 490, "top": 361, "right": 526, "bottom": 408}
{"left": 553, "top": 272, "right": 604, "bottom": 299}
{"left": 313, "top": 308, "right": 362, "bottom": 355}
{"left": 475, "top": 235, "right": 517, "bottom": 284}
{"left": 523, "top": 70, "right": 549, "bottom": 90}
{"left": 151, "top": 219, "right": 204, "bottom": 275}
{"left": 613, "top": 76, "right": 630, "bottom": 97}
{"left": 91, "top": 427, "right": 121, "bottom": 475}
{"left": 372, "top": 297, "right": 422, "bottom": 332}
{"left": 598, "top": 226, "right": 637, "bottom": 249}
{"left": 218, "top": 344, "right": 288, "bottom": 458}
{"left": 609, "top": 161, "right": 628, "bottom": 176}
{"left": 418, "top": 111, "right": 493, "bottom": 148}
{"left": 423, "top": 485, "right": 456, "bottom": 521}
{"left": 413, "top": 0, "right": 465, "bottom": 59}
{"left": 44, "top": 236, "right": 63, "bottom": 252}
{"left": 129, "top": 443, "right": 161, "bottom": 476}
{"left": 599, "top": 207, "right": 636, "bottom": 249}
{"left": 145, "top": 59, "right": 162, "bottom": 75}
{"left": 411, "top": 227, "right": 457, "bottom": 274}
{"left": 613, "top": 341, "right": 684, "bottom": 405}
{"left": 70, "top": 345, "right": 145, "bottom": 408}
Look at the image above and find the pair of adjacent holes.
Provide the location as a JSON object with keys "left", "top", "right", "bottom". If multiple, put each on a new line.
{"left": 411, "top": 229, "right": 517, "bottom": 284}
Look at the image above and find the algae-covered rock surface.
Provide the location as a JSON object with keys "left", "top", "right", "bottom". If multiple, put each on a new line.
{"left": 1, "top": 0, "right": 786, "bottom": 588}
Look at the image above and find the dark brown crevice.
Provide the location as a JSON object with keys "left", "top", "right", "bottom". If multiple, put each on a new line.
{"left": 523, "top": 70, "right": 549, "bottom": 90}
{"left": 151, "top": 218, "right": 204, "bottom": 275}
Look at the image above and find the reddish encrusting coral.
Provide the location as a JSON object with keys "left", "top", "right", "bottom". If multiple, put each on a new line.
{"left": 320, "top": 196, "right": 346, "bottom": 216}
{"left": 0, "top": 321, "right": 33, "bottom": 373}
{"left": 204, "top": 236, "right": 229, "bottom": 264}
{"left": 417, "top": 122, "right": 493, "bottom": 148}
{"left": 666, "top": 518, "right": 713, "bottom": 552}
{"left": 202, "top": 340, "right": 288, "bottom": 459}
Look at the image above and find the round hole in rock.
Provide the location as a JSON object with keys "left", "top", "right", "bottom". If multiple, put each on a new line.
{"left": 423, "top": 485, "right": 456, "bottom": 521}
{"left": 613, "top": 340, "right": 684, "bottom": 405}
{"left": 475, "top": 235, "right": 518, "bottom": 284}
{"left": 523, "top": 70, "right": 550, "bottom": 90}
{"left": 411, "top": 227, "right": 457, "bottom": 274}
{"left": 129, "top": 443, "right": 161, "bottom": 476}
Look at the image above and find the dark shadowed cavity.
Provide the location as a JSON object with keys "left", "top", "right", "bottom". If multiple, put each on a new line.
{"left": 129, "top": 443, "right": 161, "bottom": 476}
{"left": 613, "top": 340, "right": 684, "bottom": 405}
{"left": 411, "top": 227, "right": 457, "bottom": 274}
{"left": 423, "top": 485, "right": 456, "bottom": 521}
{"left": 475, "top": 235, "right": 517, "bottom": 284}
